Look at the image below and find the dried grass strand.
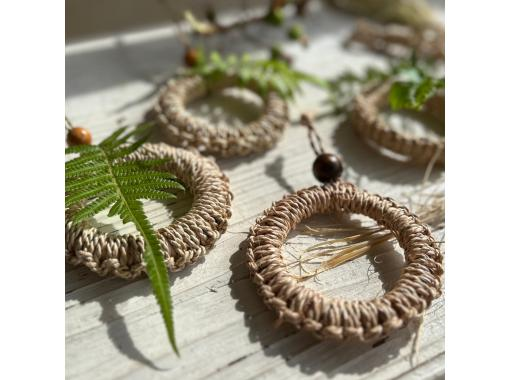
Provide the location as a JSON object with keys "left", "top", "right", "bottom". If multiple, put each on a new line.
{"left": 246, "top": 181, "right": 443, "bottom": 341}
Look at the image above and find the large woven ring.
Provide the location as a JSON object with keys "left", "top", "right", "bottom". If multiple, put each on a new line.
{"left": 66, "top": 143, "right": 233, "bottom": 279}
{"left": 351, "top": 82, "right": 445, "bottom": 165}
{"left": 246, "top": 181, "right": 443, "bottom": 341}
{"left": 150, "top": 75, "right": 289, "bottom": 157}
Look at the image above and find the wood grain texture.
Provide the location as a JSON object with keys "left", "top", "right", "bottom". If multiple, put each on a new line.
{"left": 65, "top": 2, "right": 445, "bottom": 379}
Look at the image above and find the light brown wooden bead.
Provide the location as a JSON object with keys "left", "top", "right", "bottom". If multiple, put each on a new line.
{"left": 67, "top": 127, "right": 92, "bottom": 146}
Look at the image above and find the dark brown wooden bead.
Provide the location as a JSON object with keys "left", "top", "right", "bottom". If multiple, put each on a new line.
{"left": 184, "top": 47, "right": 200, "bottom": 68}
{"left": 312, "top": 153, "right": 343, "bottom": 183}
{"left": 67, "top": 127, "right": 92, "bottom": 146}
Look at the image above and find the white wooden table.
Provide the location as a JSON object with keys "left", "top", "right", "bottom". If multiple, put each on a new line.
{"left": 66, "top": 3, "right": 445, "bottom": 379}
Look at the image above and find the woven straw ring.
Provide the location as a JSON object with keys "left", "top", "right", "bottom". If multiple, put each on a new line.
{"left": 246, "top": 181, "right": 443, "bottom": 341}
{"left": 150, "top": 75, "right": 289, "bottom": 157}
{"left": 66, "top": 143, "right": 233, "bottom": 279}
{"left": 351, "top": 81, "right": 445, "bottom": 165}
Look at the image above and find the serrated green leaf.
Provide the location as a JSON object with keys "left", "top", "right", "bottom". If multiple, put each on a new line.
{"left": 134, "top": 213, "right": 179, "bottom": 355}
{"left": 72, "top": 194, "right": 117, "bottom": 223}
{"left": 65, "top": 184, "right": 115, "bottom": 207}
{"left": 326, "top": 57, "right": 444, "bottom": 114}
{"left": 65, "top": 174, "right": 112, "bottom": 193}
{"left": 389, "top": 81, "right": 416, "bottom": 110}
{"left": 132, "top": 192, "right": 177, "bottom": 201}
{"left": 99, "top": 127, "right": 128, "bottom": 148}
{"left": 65, "top": 163, "right": 109, "bottom": 179}
{"left": 108, "top": 134, "right": 150, "bottom": 160}
{"left": 187, "top": 52, "right": 324, "bottom": 100}
{"left": 65, "top": 144, "right": 100, "bottom": 155}
{"left": 65, "top": 125, "right": 185, "bottom": 355}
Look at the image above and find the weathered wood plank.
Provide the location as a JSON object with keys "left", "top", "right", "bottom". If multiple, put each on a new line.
{"left": 66, "top": 2, "right": 444, "bottom": 379}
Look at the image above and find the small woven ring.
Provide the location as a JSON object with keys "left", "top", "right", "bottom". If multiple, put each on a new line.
{"left": 66, "top": 143, "right": 233, "bottom": 279}
{"left": 246, "top": 181, "right": 443, "bottom": 341}
{"left": 351, "top": 82, "right": 445, "bottom": 165}
{"left": 151, "top": 75, "right": 289, "bottom": 157}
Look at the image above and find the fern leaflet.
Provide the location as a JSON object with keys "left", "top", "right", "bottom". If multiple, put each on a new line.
{"left": 65, "top": 126, "right": 185, "bottom": 355}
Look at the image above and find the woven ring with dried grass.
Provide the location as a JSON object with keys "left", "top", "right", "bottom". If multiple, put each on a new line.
{"left": 351, "top": 81, "right": 445, "bottom": 165}
{"left": 246, "top": 180, "right": 443, "bottom": 341}
{"left": 66, "top": 143, "right": 233, "bottom": 279}
{"left": 150, "top": 75, "right": 289, "bottom": 157}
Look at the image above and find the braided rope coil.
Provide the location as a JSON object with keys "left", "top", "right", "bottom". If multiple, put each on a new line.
{"left": 66, "top": 143, "right": 233, "bottom": 279}
{"left": 246, "top": 181, "right": 443, "bottom": 341}
{"left": 150, "top": 75, "right": 289, "bottom": 157}
{"left": 351, "top": 82, "right": 445, "bottom": 165}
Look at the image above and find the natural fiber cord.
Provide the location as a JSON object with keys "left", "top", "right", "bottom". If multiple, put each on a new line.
{"left": 150, "top": 76, "right": 289, "bottom": 157}
{"left": 66, "top": 143, "right": 233, "bottom": 279}
{"left": 351, "top": 82, "right": 445, "bottom": 165}
{"left": 246, "top": 180, "right": 443, "bottom": 341}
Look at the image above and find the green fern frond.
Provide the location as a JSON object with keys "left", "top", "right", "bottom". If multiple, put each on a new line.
{"left": 65, "top": 126, "right": 184, "bottom": 355}
{"left": 188, "top": 51, "right": 327, "bottom": 100}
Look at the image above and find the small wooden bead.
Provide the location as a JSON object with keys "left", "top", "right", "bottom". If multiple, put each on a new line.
{"left": 312, "top": 153, "right": 343, "bottom": 183}
{"left": 184, "top": 47, "right": 200, "bottom": 68}
{"left": 67, "top": 127, "right": 92, "bottom": 146}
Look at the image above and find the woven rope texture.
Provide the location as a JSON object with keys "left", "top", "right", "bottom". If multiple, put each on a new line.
{"left": 246, "top": 181, "right": 443, "bottom": 341}
{"left": 150, "top": 75, "right": 289, "bottom": 157}
{"left": 351, "top": 82, "right": 445, "bottom": 165}
{"left": 66, "top": 143, "right": 233, "bottom": 279}
{"left": 347, "top": 20, "right": 445, "bottom": 61}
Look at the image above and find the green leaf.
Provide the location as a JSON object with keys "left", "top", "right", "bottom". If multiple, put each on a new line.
{"left": 65, "top": 174, "right": 111, "bottom": 193}
{"left": 65, "top": 144, "right": 100, "bottom": 155}
{"left": 389, "top": 76, "right": 444, "bottom": 111}
{"left": 389, "top": 81, "right": 416, "bottom": 110}
{"left": 135, "top": 212, "right": 179, "bottom": 355}
{"left": 326, "top": 57, "right": 444, "bottom": 114}
{"left": 288, "top": 24, "right": 303, "bottom": 40}
{"left": 187, "top": 52, "right": 325, "bottom": 100}
{"left": 65, "top": 125, "right": 184, "bottom": 355}
{"left": 72, "top": 194, "right": 118, "bottom": 223}
{"left": 99, "top": 127, "right": 128, "bottom": 148}
{"left": 265, "top": 8, "right": 284, "bottom": 26}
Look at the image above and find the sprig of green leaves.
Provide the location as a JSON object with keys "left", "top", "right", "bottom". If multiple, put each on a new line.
{"left": 326, "top": 57, "right": 444, "bottom": 114}
{"left": 187, "top": 51, "right": 327, "bottom": 100}
{"left": 389, "top": 68, "right": 444, "bottom": 111}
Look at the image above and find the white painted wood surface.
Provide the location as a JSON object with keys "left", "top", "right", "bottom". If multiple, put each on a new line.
{"left": 65, "top": 2, "right": 445, "bottom": 379}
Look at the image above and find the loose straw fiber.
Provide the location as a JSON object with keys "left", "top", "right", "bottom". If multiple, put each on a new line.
{"left": 66, "top": 143, "right": 233, "bottom": 279}
{"left": 246, "top": 181, "right": 443, "bottom": 341}
{"left": 150, "top": 75, "right": 289, "bottom": 157}
{"left": 351, "top": 82, "right": 445, "bottom": 165}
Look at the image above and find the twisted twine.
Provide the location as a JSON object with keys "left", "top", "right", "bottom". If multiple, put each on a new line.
{"left": 150, "top": 75, "right": 289, "bottom": 157}
{"left": 65, "top": 143, "right": 233, "bottom": 279}
{"left": 300, "top": 113, "right": 325, "bottom": 156}
{"left": 246, "top": 180, "right": 443, "bottom": 341}
{"left": 351, "top": 82, "right": 445, "bottom": 165}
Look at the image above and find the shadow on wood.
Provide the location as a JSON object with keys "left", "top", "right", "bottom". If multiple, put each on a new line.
{"left": 65, "top": 258, "right": 201, "bottom": 370}
{"left": 332, "top": 116, "right": 443, "bottom": 186}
